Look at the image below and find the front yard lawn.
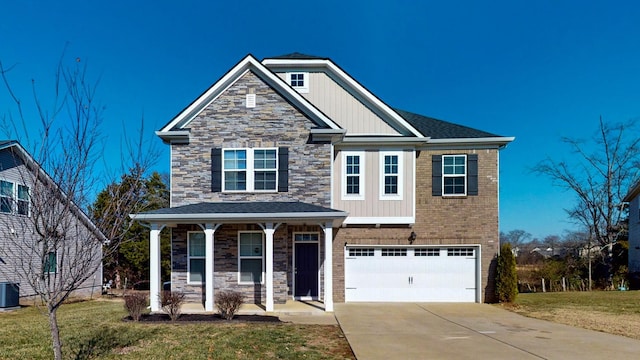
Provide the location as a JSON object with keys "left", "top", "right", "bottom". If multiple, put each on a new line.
{"left": 0, "top": 299, "right": 354, "bottom": 359}
{"left": 503, "top": 291, "right": 640, "bottom": 340}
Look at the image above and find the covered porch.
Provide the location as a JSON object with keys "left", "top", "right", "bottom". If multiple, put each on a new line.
{"left": 130, "top": 202, "right": 347, "bottom": 313}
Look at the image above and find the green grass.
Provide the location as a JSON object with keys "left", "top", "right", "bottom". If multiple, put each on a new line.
{"left": 514, "top": 290, "right": 640, "bottom": 314}
{"left": 0, "top": 300, "right": 353, "bottom": 360}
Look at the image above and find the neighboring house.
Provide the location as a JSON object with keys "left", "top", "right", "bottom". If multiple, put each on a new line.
{"left": 131, "top": 53, "right": 514, "bottom": 312}
{"left": 0, "top": 140, "right": 104, "bottom": 300}
{"left": 624, "top": 181, "right": 640, "bottom": 277}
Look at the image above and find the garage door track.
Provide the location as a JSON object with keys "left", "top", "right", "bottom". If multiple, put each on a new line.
{"left": 334, "top": 303, "right": 640, "bottom": 360}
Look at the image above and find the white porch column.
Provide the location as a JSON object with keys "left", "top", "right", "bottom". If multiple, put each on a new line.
{"left": 204, "top": 224, "right": 220, "bottom": 312}
{"left": 264, "top": 223, "right": 275, "bottom": 312}
{"left": 149, "top": 223, "right": 164, "bottom": 312}
{"left": 323, "top": 222, "right": 334, "bottom": 312}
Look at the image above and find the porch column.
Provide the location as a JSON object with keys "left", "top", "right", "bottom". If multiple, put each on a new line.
{"left": 264, "top": 223, "right": 275, "bottom": 312}
{"left": 149, "top": 223, "right": 164, "bottom": 312}
{"left": 204, "top": 224, "right": 220, "bottom": 312}
{"left": 323, "top": 222, "right": 334, "bottom": 312}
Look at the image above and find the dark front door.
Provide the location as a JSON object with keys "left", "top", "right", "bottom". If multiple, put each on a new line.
{"left": 294, "top": 243, "right": 319, "bottom": 297}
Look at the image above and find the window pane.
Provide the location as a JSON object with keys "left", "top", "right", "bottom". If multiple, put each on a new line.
{"left": 444, "top": 177, "right": 465, "bottom": 195}
{"left": 240, "top": 233, "right": 263, "bottom": 256}
{"left": 254, "top": 149, "right": 276, "bottom": 170}
{"left": 189, "top": 259, "right": 205, "bottom": 282}
{"left": 0, "top": 181, "right": 13, "bottom": 197}
{"left": 17, "top": 200, "right": 28, "bottom": 215}
{"left": 225, "top": 171, "right": 246, "bottom": 190}
{"left": 346, "top": 176, "right": 359, "bottom": 194}
{"left": 224, "top": 150, "right": 246, "bottom": 170}
{"left": 0, "top": 198, "right": 11, "bottom": 213}
{"left": 385, "top": 176, "right": 398, "bottom": 194}
{"left": 346, "top": 156, "right": 360, "bottom": 174}
{"left": 295, "top": 233, "right": 319, "bottom": 242}
{"left": 18, "top": 185, "right": 28, "bottom": 200}
{"left": 254, "top": 171, "right": 276, "bottom": 190}
{"left": 240, "top": 259, "right": 262, "bottom": 283}
{"left": 189, "top": 233, "right": 205, "bottom": 257}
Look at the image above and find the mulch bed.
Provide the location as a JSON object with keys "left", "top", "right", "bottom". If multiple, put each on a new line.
{"left": 126, "top": 313, "right": 282, "bottom": 323}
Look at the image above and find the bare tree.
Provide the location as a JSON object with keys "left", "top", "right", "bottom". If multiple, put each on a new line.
{"left": 0, "top": 57, "right": 156, "bottom": 360}
{"left": 500, "top": 229, "right": 532, "bottom": 248}
{"left": 534, "top": 117, "right": 640, "bottom": 287}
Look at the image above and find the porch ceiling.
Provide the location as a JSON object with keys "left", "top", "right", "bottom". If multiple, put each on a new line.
{"left": 130, "top": 201, "right": 348, "bottom": 226}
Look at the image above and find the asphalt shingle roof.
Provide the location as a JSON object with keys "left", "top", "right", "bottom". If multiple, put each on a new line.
{"left": 267, "top": 52, "right": 326, "bottom": 60}
{"left": 394, "top": 108, "right": 501, "bottom": 139}
{"left": 140, "top": 201, "right": 343, "bottom": 216}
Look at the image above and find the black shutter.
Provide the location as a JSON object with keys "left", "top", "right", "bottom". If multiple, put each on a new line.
{"left": 467, "top": 154, "right": 478, "bottom": 196}
{"left": 278, "top": 147, "right": 289, "bottom": 192}
{"left": 432, "top": 155, "right": 442, "bottom": 196}
{"left": 211, "top": 148, "right": 222, "bottom": 192}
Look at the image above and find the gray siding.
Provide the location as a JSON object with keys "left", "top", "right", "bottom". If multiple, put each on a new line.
{"left": 629, "top": 196, "right": 640, "bottom": 273}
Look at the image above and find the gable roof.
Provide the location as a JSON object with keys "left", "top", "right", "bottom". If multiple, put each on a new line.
{"left": 262, "top": 56, "right": 426, "bottom": 139}
{"left": 157, "top": 54, "right": 344, "bottom": 143}
{"left": 0, "top": 140, "right": 108, "bottom": 242}
{"left": 267, "top": 52, "right": 327, "bottom": 60}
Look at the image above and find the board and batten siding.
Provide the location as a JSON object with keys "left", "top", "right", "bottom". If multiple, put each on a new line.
{"left": 276, "top": 72, "right": 399, "bottom": 135}
{"left": 332, "top": 149, "right": 414, "bottom": 221}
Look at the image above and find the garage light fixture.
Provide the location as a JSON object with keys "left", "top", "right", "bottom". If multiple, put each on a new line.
{"left": 409, "top": 231, "right": 417, "bottom": 244}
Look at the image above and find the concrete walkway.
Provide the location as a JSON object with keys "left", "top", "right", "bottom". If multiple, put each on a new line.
{"left": 334, "top": 303, "right": 640, "bottom": 360}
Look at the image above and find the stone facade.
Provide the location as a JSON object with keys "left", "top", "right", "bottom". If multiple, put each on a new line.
{"left": 332, "top": 148, "right": 500, "bottom": 303}
{"left": 171, "top": 223, "right": 324, "bottom": 305}
{"left": 170, "top": 71, "right": 332, "bottom": 207}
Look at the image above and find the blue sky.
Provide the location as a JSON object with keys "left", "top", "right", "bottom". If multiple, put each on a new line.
{"left": 2, "top": 1, "right": 640, "bottom": 239}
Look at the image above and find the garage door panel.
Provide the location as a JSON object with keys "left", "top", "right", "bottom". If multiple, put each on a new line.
{"left": 345, "top": 246, "right": 478, "bottom": 302}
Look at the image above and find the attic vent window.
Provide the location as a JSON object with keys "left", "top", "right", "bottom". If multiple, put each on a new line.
{"left": 287, "top": 72, "right": 309, "bottom": 93}
{"left": 246, "top": 94, "right": 256, "bottom": 108}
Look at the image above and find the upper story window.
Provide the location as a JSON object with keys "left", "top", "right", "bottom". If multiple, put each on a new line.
{"left": 212, "top": 147, "right": 288, "bottom": 193}
{"left": 223, "top": 148, "right": 277, "bottom": 192}
{"left": 380, "top": 151, "right": 403, "bottom": 200}
{"left": 287, "top": 72, "right": 309, "bottom": 93}
{"left": 0, "top": 180, "right": 13, "bottom": 213}
{"left": 442, "top": 155, "right": 467, "bottom": 196}
{"left": 0, "top": 180, "right": 30, "bottom": 215}
{"left": 342, "top": 151, "right": 364, "bottom": 200}
{"left": 431, "top": 154, "right": 478, "bottom": 197}
{"left": 44, "top": 251, "right": 57, "bottom": 274}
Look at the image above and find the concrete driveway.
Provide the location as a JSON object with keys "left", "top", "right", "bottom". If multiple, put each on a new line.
{"left": 334, "top": 303, "right": 640, "bottom": 360}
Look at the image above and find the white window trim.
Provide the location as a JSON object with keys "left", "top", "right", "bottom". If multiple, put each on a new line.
{"left": 0, "top": 180, "right": 14, "bottom": 214}
{"left": 287, "top": 72, "right": 309, "bottom": 93}
{"left": 442, "top": 154, "right": 467, "bottom": 197}
{"left": 238, "top": 231, "right": 265, "bottom": 285}
{"left": 342, "top": 151, "right": 365, "bottom": 200}
{"left": 379, "top": 151, "right": 403, "bottom": 200}
{"left": 222, "top": 148, "right": 278, "bottom": 193}
{"left": 187, "top": 231, "right": 205, "bottom": 285}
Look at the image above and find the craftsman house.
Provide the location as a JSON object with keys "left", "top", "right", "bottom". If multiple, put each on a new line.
{"left": 0, "top": 140, "right": 104, "bottom": 303}
{"left": 131, "top": 53, "right": 514, "bottom": 312}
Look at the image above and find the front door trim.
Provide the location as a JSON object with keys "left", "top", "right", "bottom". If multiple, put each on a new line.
{"left": 293, "top": 232, "right": 320, "bottom": 300}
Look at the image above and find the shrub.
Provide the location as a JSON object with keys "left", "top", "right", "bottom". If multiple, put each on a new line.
{"left": 496, "top": 243, "right": 518, "bottom": 303}
{"left": 215, "top": 291, "right": 244, "bottom": 320}
{"left": 123, "top": 292, "right": 148, "bottom": 321}
{"left": 161, "top": 291, "right": 186, "bottom": 321}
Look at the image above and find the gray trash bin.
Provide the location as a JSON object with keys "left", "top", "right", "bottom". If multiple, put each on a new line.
{"left": 0, "top": 282, "right": 19, "bottom": 308}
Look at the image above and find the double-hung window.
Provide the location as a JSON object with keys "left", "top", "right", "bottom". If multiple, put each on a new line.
{"left": 17, "top": 185, "right": 29, "bottom": 215}
{"left": 223, "top": 148, "right": 278, "bottom": 192}
{"left": 343, "top": 151, "right": 364, "bottom": 200}
{"left": 442, "top": 155, "right": 467, "bottom": 196}
{"left": 238, "top": 232, "right": 264, "bottom": 284}
{"left": 0, "top": 180, "right": 13, "bottom": 213}
{"left": 188, "top": 232, "right": 205, "bottom": 283}
{"left": 380, "top": 151, "right": 402, "bottom": 200}
{"left": 287, "top": 72, "right": 309, "bottom": 93}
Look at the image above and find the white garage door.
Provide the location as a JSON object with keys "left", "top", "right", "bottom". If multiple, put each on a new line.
{"left": 345, "top": 246, "right": 478, "bottom": 302}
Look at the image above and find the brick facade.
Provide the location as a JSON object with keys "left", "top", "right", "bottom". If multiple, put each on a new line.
{"left": 332, "top": 148, "right": 500, "bottom": 303}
